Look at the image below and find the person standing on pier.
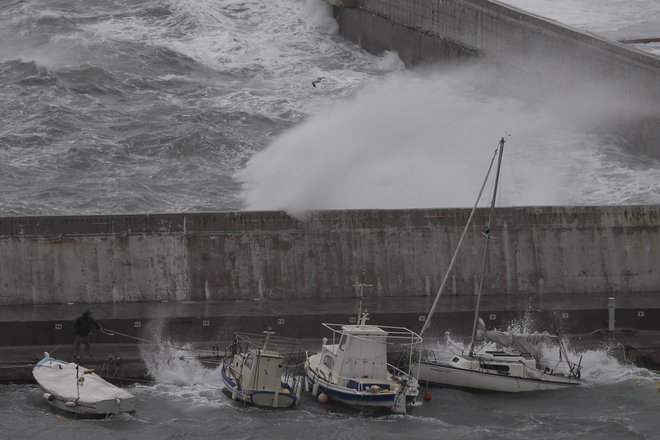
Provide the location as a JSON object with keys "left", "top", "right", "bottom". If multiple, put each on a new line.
{"left": 72, "top": 310, "right": 102, "bottom": 358}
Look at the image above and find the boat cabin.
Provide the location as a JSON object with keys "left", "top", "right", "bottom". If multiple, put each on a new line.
{"left": 231, "top": 348, "right": 284, "bottom": 391}
{"left": 319, "top": 322, "right": 391, "bottom": 390}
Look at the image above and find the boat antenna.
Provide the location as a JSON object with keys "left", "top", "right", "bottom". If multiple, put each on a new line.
{"left": 76, "top": 355, "right": 81, "bottom": 400}
{"left": 354, "top": 269, "right": 373, "bottom": 322}
{"left": 262, "top": 327, "right": 275, "bottom": 350}
{"left": 419, "top": 144, "right": 500, "bottom": 337}
{"left": 468, "top": 137, "right": 505, "bottom": 357}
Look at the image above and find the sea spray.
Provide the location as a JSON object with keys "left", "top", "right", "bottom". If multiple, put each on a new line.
{"left": 237, "top": 61, "right": 660, "bottom": 212}
{"left": 426, "top": 323, "right": 659, "bottom": 386}
{"left": 139, "top": 323, "right": 226, "bottom": 406}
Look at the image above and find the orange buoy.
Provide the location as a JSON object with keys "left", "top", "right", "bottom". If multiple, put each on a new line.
{"left": 423, "top": 391, "right": 432, "bottom": 401}
{"left": 317, "top": 392, "right": 329, "bottom": 404}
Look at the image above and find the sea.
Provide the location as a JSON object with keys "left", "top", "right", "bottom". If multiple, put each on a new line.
{"left": 2, "top": 338, "right": 660, "bottom": 440}
{"left": 1, "top": 0, "right": 660, "bottom": 438}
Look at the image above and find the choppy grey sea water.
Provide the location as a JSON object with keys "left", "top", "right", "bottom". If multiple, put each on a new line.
{"left": 1, "top": 0, "right": 660, "bottom": 216}
{"left": 2, "top": 338, "right": 660, "bottom": 440}
{"left": 2, "top": 0, "right": 660, "bottom": 438}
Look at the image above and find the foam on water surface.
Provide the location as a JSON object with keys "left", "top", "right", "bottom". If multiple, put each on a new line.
{"left": 1, "top": 0, "right": 658, "bottom": 215}
{"left": 428, "top": 326, "right": 660, "bottom": 389}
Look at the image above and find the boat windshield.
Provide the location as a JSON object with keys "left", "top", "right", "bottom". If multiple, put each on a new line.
{"left": 339, "top": 335, "right": 347, "bottom": 351}
{"left": 323, "top": 354, "right": 334, "bottom": 369}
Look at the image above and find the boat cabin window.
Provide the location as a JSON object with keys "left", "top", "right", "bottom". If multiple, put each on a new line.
{"left": 323, "top": 354, "right": 334, "bottom": 369}
{"left": 244, "top": 354, "right": 254, "bottom": 369}
{"left": 339, "top": 335, "right": 347, "bottom": 351}
{"left": 452, "top": 357, "right": 459, "bottom": 363}
{"left": 482, "top": 363, "right": 509, "bottom": 373}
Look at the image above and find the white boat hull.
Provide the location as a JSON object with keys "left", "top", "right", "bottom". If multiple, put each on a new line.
{"left": 305, "top": 369, "right": 414, "bottom": 410}
{"left": 305, "top": 352, "right": 416, "bottom": 413}
{"left": 415, "top": 359, "right": 580, "bottom": 393}
{"left": 33, "top": 354, "right": 136, "bottom": 416}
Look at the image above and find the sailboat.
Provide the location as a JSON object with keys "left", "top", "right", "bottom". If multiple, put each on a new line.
{"left": 221, "top": 330, "right": 304, "bottom": 408}
{"left": 304, "top": 275, "right": 423, "bottom": 414}
{"left": 413, "top": 138, "right": 582, "bottom": 393}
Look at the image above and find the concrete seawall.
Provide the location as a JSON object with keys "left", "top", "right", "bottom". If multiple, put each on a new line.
{"left": 328, "top": 0, "right": 660, "bottom": 113}
{"left": 1, "top": 206, "right": 659, "bottom": 305}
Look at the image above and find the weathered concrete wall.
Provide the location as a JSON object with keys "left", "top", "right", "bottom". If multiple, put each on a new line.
{"left": 1, "top": 206, "right": 658, "bottom": 305}
{"left": 0, "top": 216, "right": 189, "bottom": 304}
{"left": 329, "top": 0, "right": 660, "bottom": 113}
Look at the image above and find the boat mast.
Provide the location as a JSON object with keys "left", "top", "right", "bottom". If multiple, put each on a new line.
{"left": 468, "top": 137, "right": 505, "bottom": 357}
{"left": 419, "top": 145, "right": 500, "bottom": 337}
{"left": 354, "top": 270, "right": 372, "bottom": 323}
{"left": 262, "top": 328, "right": 275, "bottom": 350}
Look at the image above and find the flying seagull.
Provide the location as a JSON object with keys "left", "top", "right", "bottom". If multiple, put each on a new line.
{"left": 312, "top": 77, "right": 325, "bottom": 88}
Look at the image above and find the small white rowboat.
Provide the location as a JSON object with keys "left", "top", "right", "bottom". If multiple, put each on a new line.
{"left": 32, "top": 352, "right": 136, "bottom": 416}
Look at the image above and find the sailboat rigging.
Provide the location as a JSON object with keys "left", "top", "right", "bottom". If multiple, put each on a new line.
{"left": 414, "top": 137, "right": 582, "bottom": 393}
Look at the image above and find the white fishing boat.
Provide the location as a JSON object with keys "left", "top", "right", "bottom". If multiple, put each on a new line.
{"left": 305, "top": 276, "right": 423, "bottom": 414}
{"left": 414, "top": 138, "right": 582, "bottom": 393}
{"left": 32, "top": 352, "right": 136, "bottom": 416}
{"left": 221, "top": 330, "right": 304, "bottom": 408}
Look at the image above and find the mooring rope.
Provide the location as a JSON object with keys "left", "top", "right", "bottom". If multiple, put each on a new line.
{"left": 100, "top": 327, "right": 219, "bottom": 355}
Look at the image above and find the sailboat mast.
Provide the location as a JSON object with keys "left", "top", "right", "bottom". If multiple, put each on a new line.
{"left": 419, "top": 146, "right": 500, "bottom": 337}
{"left": 468, "top": 137, "right": 505, "bottom": 357}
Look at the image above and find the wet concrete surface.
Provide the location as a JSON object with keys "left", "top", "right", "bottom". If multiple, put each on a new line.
{"left": 2, "top": 292, "right": 660, "bottom": 383}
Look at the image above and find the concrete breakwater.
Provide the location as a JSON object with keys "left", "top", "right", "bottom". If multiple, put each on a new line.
{"left": 0, "top": 206, "right": 659, "bottom": 305}
{"left": 327, "top": 0, "right": 660, "bottom": 114}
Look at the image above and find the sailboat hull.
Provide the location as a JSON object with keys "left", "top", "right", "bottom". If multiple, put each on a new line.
{"left": 415, "top": 359, "right": 580, "bottom": 393}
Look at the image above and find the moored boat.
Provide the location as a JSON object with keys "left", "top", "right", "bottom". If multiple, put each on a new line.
{"left": 32, "top": 352, "right": 136, "bottom": 416}
{"left": 414, "top": 137, "right": 582, "bottom": 393}
{"left": 305, "top": 312, "right": 423, "bottom": 414}
{"left": 221, "top": 330, "right": 303, "bottom": 408}
{"left": 416, "top": 318, "right": 581, "bottom": 392}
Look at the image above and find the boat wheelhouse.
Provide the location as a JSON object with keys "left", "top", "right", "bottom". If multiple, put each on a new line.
{"left": 221, "top": 331, "right": 304, "bottom": 408}
{"left": 305, "top": 313, "right": 422, "bottom": 414}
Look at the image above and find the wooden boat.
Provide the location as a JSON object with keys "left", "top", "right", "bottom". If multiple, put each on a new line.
{"left": 32, "top": 352, "right": 136, "bottom": 416}
{"left": 221, "top": 331, "right": 304, "bottom": 408}
{"left": 305, "top": 311, "right": 423, "bottom": 414}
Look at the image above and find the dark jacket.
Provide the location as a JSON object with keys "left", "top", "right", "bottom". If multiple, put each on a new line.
{"left": 74, "top": 313, "right": 101, "bottom": 337}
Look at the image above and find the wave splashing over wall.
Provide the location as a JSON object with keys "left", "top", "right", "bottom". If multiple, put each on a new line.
{"left": 238, "top": 62, "right": 660, "bottom": 212}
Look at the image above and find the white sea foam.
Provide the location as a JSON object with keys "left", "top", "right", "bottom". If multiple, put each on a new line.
{"left": 572, "top": 347, "right": 659, "bottom": 384}
{"left": 1, "top": 0, "right": 657, "bottom": 216}
{"left": 428, "top": 328, "right": 660, "bottom": 388}
{"left": 140, "top": 332, "right": 222, "bottom": 386}
{"left": 237, "top": 63, "right": 658, "bottom": 212}
{"left": 138, "top": 324, "right": 228, "bottom": 406}
{"left": 302, "top": 0, "right": 339, "bottom": 35}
